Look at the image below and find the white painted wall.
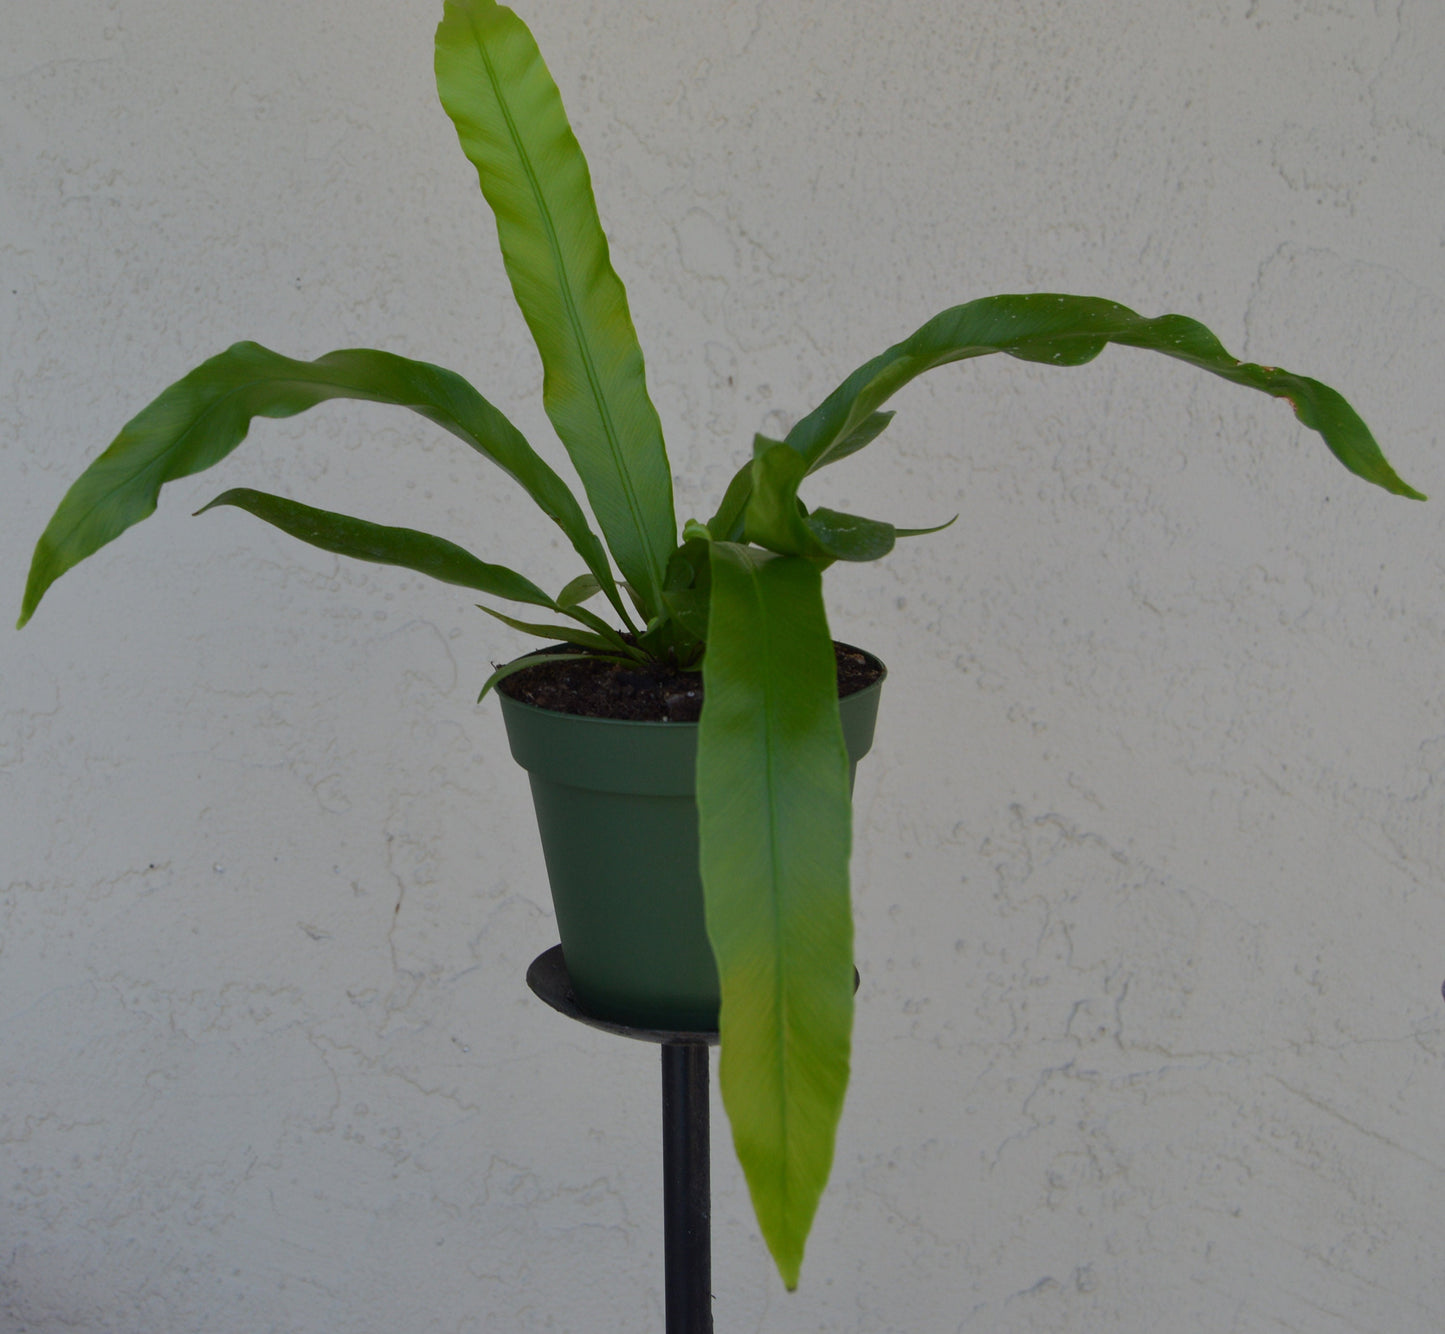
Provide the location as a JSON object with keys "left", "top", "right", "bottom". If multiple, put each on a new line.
{"left": 4, "top": 1, "right": 1444, "bottom": 1330}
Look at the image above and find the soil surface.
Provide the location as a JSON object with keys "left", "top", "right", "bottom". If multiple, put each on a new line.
{"left": 497, "top": 642, "right": 885, "bottom": 722}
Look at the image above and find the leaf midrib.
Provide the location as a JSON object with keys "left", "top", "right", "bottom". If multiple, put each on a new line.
{"left": 745, "top": 554, "right": 794, "bottom": 1219}
{"left": 470, "top": 12, "right": 663, "bottom": 604}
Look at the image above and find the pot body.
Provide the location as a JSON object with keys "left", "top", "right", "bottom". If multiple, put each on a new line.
{"left": 498, "top": 650, "right": 885, "bottom": 1030}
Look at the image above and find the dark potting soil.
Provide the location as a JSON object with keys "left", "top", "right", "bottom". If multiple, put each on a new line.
{"left": 496, "top": 642, "right": 885, "bottom": 722}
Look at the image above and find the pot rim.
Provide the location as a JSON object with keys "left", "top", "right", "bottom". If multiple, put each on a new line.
{"left": 492, "top": 640, "right": 888, "bottom": 728}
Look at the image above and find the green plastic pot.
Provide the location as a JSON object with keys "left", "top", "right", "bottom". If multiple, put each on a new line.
{"left": 498, "top": 646, "right": 886, "bottom": 1031}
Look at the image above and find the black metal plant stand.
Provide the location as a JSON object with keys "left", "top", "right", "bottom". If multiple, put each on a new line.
{"left": 527, "top": 945, "right": 716, "bottom": 1334}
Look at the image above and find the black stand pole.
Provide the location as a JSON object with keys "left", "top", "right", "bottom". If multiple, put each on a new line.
{"left": 661, "top": 1042, "right": 712, "bottom": 1332}
{"left": 527, "top": 946, "right": 715, "bottom": 1334}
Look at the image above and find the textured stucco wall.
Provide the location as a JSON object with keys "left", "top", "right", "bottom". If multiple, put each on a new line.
{"left": 4, "top": 1, "right": 1444, "bottom": 1331}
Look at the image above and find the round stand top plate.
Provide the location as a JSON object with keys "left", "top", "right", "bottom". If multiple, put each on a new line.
{"left": 526, "top": 945, "right": 720, "bottom": 1047}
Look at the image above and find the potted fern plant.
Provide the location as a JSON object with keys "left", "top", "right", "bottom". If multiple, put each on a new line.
{"left": 17, "top": 0, "right": 1422, "bottom": 1290}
